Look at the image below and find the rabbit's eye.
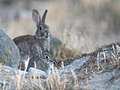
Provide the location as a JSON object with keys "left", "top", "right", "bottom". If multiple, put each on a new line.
{"left": 45, "top": 55, "right": 48, "bottom": 59}
{"left": 45, "top": 55, "right": 50, "bottom": 59}
{"left": 39, "top": 25, "right": 43, "bottom": 30}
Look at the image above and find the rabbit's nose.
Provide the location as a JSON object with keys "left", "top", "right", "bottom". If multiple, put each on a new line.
{"left": 51, "top": 60, "right": 56, "bottom": 64}
{"left": 45, "top": 34, "right": 48, "bottom": 38}
{"left": 45, "top": 35, "right": 48, "bottom": 38}
{"left": 49, "top": 59, "right": 54, "bottom": 63}
{"left": 43, "top": 32, "right": 48, "bottom": 38}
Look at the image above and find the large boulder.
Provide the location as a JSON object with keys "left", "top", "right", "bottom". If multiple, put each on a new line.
{"left": 0, "top": 29, "right": 20, "bottom": 68}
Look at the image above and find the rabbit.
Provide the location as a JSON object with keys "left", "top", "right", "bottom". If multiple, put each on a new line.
{"left": 18, "top": 43, "right": 55, "bottom": 72}
{"left": 13, "top": 9, "right": 50, "bottom": 61}
{"left": 26, "top": 44, "right": 55, "bottom": 73}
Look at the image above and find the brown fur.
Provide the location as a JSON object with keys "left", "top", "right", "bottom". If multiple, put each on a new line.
{"left": 14, "top": 35, "right": 36, "bottom": 45}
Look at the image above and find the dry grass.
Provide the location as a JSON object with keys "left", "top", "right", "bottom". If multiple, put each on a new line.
{"left": 2, "top": 66, "right": 77, "bottom": 90}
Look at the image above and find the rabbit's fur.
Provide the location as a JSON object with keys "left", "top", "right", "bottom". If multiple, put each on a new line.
{"left": 27, "top": 48, "right": 54, "bottom": 72}
{"left": 19, "top": 43, "right": 54, "bottom": 72}
{"left": 13, "top": 9, "right": 50, "bottom": 61}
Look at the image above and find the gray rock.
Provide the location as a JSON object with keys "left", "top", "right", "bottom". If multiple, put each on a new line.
{"left": 0, "top": 29, "right": 20, "bottom": 68}
{"left": 87, "top": 69, "right": 120, "bottom": 90}
{"left": 28, "top": 67, "right": 47, "bottom": 79}
{"left": 58, "top": 43, "right": 120, "bottom": 90}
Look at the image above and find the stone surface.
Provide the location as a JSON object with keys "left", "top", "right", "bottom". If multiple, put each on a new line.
{"left": 0, "top": 29, "right": 20, "bottom": 68}
{"left": 28, "top": 67, "right": 47, "bottom": 78}
{"left": 0, "top": 65, "right": 48, "bottom": 90}
{"left": 58, "top": 43, "right": 120, "bottom": 90}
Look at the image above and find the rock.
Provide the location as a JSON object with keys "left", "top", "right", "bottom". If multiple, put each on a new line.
{"left": 87, "top": 68, "right": 120, "bottom": 90}
{"left": 0, "top": 65, "right": 16, "bottom": 90}
{"left": 0, "top": 29, "right": 20, "bottom": 68}
{"left": 58, "top": 43, "right": 120, "bottom": 90}
{"left": 0, "top": 65, "right": 47, "bottom": 90}
{"left": 28, "top": 67, "right": 47, "bottom": 79}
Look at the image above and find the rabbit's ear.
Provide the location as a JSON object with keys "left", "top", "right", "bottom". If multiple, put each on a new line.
{"left": 42, "top": 9, "right": 48, "bottom": 23}
{"left": 32, "top": 9, "right": 41, "bottom": 25}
